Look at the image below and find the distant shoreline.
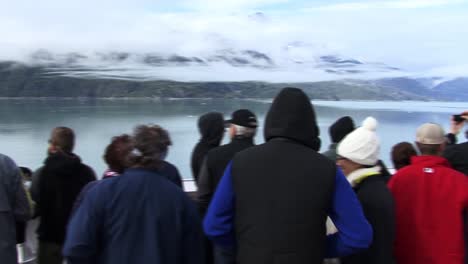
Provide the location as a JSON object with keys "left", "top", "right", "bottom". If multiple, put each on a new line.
{"left": 0, "top": 97, "right": 464, "bottom": 103}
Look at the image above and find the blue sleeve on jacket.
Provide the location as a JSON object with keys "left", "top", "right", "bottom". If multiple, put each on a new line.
{"left": 203, "top": 162, "right": 235, "bottom": 248}
{"left": 326, "top": 168, "right": 373, "bottom": 258}
{"left": 63, "top": 184, "right": 103, "bottom": 264}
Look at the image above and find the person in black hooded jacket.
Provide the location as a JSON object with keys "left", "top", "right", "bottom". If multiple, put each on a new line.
{"left": 31, "top": 127, "right": 96, "bottom": 264}
{"left": 197, "top": 109, "right": 258, "bottom": 216}
{"left": 197, "top": 109, "right": 258, "bottom": 264}
{"left": 323, "top": 116, "right": 355, "bottom": 161}
{"left": 204, "top": 88, "right": 373, "bottom": 264}
{"left": 191, "top": 112, "right": 225, "bottom": 183}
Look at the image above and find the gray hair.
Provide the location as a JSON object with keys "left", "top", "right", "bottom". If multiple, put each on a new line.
{"left": 233, "top": 124, "right": 256, "bottom": 138}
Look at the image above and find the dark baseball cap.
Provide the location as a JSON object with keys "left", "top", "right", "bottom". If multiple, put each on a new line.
{"left": 225, "top": 109, "right": 258, "bottom": 128}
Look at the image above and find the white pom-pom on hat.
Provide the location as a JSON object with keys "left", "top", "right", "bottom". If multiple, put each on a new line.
{"left": 362, "top": 116, "right": 378, "bottom": 131}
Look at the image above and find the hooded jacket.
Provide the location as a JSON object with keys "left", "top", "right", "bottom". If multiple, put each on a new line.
{"left": 388, "top": 156, "right": 468, "bottom": 264}
{"left": 233, "top": 88, "right": 331, "bottom": 264}
{"left": 191, "top": 112, "right": 225, "bottom": 183}
{"left": 34, "top": 152, "right": 96, "bottom": 244}
{"left": 204, "top": 88, "right": 373, "bottom": 264}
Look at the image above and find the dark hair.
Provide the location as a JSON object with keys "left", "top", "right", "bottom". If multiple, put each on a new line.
{"left": 416, "top": 142, "right": 442, "bottom": 156}
{"left": 19, "top": 167, "right": 32, "bottom": 176}
{"left": 130, "top": 124, "right": 172, "bottom": 170}
{"left": 329, "top": 116, "right": 355, "bottom": 143}
{"left": 103, "top": 134, "right": 133, "bottom": 173}
{"left": 50, "top": 127, "right": 75, "bottom": 153}
{"left": 391, "top": 142, "right": 417, "bottom": 170}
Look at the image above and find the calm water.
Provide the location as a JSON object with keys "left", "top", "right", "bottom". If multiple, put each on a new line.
{"left": 0, "top": 98, "right": 466, "bottom": 179}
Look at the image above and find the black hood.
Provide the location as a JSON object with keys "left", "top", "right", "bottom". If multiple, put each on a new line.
{"left": 329, "top": 116, "right": 355, "bottom": 143}
{"left": 44, "top": 152, "right": 82, "bottom": 175}
{"left": 264, "top": 87, "right": 321, "bottom": 151}
{"left": 198, "top": 112, "right": 224, "bottom": 146}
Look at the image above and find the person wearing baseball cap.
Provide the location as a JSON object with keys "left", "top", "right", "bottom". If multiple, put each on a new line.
{"left": 389, "top": 123, "right": 468, "bottom": 264}
{"left": 224, "top": 109, "right": 258, "bottom": 129}
{"left": 197, "top": 109, "right": 257, "bottom": 264}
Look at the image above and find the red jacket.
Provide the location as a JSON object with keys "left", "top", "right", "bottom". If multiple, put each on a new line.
{"left": 388, "top": 156, "right": 468, "bottom": 264}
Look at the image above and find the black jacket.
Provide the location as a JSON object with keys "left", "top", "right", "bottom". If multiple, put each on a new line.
{"left": 377, "top": 160, "right": 392, "bottom": 183}
{"left": 191, "top": 112, "right": 224, "bottom": 183}
{"left": 342, "top": 175, "right": 395, "bottom": 264}
{"left": 231, "top": 88, "right": 336, "bottom": 264}
{"left": 34, "top": 152, "right": 96, "bottom": 244}
{"left": 443, "top": 133, "right": 468, "bottom": 264}
{"left": 444, "top": 141, "right": 468, "bottom": 176}
{"left": 443, "top": 138, "right": 468, "bottom": 264}
{"left": 197, "top": 136, "right": 254, "bottom": 215}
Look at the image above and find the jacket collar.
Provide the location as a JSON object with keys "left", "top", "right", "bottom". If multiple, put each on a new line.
{"left": 410, "top": 155, "right": 451, "bottom": 168}
{"left": 347, "top": 165, "right": 381, "bottom": 187}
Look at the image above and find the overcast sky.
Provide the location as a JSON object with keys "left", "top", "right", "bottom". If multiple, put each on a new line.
{"left": 0, "top": 0, "right": 467, "bottom": 80}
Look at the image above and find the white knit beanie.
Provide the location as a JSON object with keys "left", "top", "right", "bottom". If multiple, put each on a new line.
{"left": 337, "top": 117, "right": 380, "bottom": 166}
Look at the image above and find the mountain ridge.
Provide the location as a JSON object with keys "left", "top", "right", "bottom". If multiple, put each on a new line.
{"left": 0, "top": 57, "right": 466, "bottom": 101}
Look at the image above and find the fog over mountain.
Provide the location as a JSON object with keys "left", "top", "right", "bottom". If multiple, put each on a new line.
{"left": 1, "top": 10, "right": 408, "bottom": 83}
{"left": 1, "top": 0, "right": 467, "bottom": 99}
{"left": 9, "top": 44, "right": 404, "bottom": 82}
{"left": 1, "top": 0, "right": 468, "bottom": 81}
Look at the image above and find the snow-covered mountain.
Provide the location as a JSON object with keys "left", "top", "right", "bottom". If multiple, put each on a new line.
{"left": 23, "top": 46, "right": 402, "bottom": 82}
{"left": 0, "top": 47, "right": 466, "bottom": 100}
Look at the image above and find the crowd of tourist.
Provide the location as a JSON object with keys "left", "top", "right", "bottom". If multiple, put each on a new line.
{"left": 0, "top": 87, "right": 467, "bottom": 264}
